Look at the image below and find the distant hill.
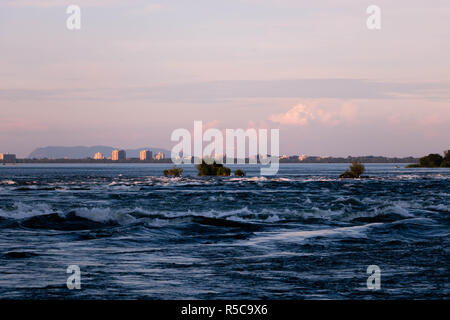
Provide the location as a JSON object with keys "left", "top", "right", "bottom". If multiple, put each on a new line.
{"left": 28, "top": 146, "right": 170, "bottom": 159}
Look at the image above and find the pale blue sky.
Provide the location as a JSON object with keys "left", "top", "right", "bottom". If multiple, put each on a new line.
{"left": 1, "top": 0, "right": 449, "bottom": 157}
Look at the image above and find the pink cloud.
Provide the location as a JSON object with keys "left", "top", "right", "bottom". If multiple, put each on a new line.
{"left": 269, "top": 104, "right": 314, "bottom": 125}
{"left": 269, "top": 102, "right": 358, "bottom": 126}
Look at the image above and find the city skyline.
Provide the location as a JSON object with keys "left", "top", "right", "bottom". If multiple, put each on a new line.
{"left": 3, "top": 143, "right": 446, "bottom": 160}
{"left": 1, "top": 1, "right": 450, "bottom": 158}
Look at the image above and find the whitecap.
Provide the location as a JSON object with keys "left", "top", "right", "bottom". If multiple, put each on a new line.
{"left": 0, "top": 202, "right": 55, "bottom": 219}
{"left": 427, "top": 204, "right": 450, "bottom": 212}
{"left": 74, "top": 207, "right": 136, "bottom": 225}
{"left": 246, "top": 223, "right": 382, "bottom": 245}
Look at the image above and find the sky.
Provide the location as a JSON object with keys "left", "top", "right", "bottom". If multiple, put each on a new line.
{"left": 0, "top": 0, "right": 449, "bottom": 158}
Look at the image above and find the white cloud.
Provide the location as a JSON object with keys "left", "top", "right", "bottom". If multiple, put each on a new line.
{"left": 269, "top": 104, "right": 314, "bottom": 126}
{"left": 269, "top": 102, "right": 358, "bottom": 126}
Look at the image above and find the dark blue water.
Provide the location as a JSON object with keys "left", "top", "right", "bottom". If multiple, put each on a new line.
{"left": 0, "top": 164, "right": 448, "bottom": 299}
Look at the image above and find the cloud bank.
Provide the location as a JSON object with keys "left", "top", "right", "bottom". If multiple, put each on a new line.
{"left": 269, "top": 102, "right": 357, "bottom": 127}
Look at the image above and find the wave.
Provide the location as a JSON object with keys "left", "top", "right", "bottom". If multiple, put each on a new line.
{"left": 0, "top": 203, "right": 291, "bottom": 231}
{"left": 345, "top": 204, "right": 414, "bottom": 223}
{"left": 0, "top": 203, "right": 55, "bottom": 219}
{"left": 0, "top": 204, "right": 418, "bottom": 231}
{"left": 0, "top": 203, "right": 135, "bottom": 229}
{"left": 245, "top": 223, "right": 383, "bottom": 245}
{"left": 19, "top": 211, "right": 122, "bottom": 231}
{"left": 208, "top": 195, "right": 235, "bottom": 201}
{"left": 427, "top": 204, "right": 450, "bottom": 212}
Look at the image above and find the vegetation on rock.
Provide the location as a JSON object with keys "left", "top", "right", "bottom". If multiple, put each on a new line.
{"left": 163, "top": 167, "right": 183, "bottom": 177}
{"left": 196, "top": 160, "right": 231, "bottom": 176}
{"left": 443, "top": 150, "right": 450, "bottom": 167}
{"left": 234, "top": 169, "right": 246, "bottom": 177}
{"left": 339, "top": 161, "right": 365, "bottom": 179}
{"left": 406, "top": 151, "right": 450, "bottom": 168}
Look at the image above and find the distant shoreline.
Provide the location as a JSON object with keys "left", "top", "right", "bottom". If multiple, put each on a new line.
{"left": 13, "top": 159, "right": 173, "bottom": 164}
{"left": 7, "top": 158, "right": 419, "bottom": 165}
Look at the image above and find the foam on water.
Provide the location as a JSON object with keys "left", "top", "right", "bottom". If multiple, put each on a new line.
{"left": 246, "top": 223, "right": 383, "bottom": 245}
{"left": 0, "top": 202, "right": 55, "bottom": 219}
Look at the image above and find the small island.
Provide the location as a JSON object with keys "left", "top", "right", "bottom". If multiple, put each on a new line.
{"left": 406, "top": 150, "right": 450, "bottom": 168}
{"left": 197, "top": 160, "right": 231, "bottom": 176}
{"left": 164, "top": 167, "right": 183, "bottom": 177}
{"left": 339, "top": 161, "right": 366, "bottom": 179}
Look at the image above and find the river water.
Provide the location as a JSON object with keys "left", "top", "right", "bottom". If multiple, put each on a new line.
{"left": 0, "top": 163, "right": 448, "bottom": 299}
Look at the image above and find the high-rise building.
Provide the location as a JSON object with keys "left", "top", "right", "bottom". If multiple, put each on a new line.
{"left": 140, "top": 150, "right": 153, "bottom": 161}
{"left": 0, "top": 153, "right": 17, "bottom": 163}
{"left": 153, "top": 152, "right": 165, "bottom": 160}
{"left": 112, "top": 149, "right": 126, "bottom": 161}
{"left": 94, "top": 152, "right": 104, "bottom": 160}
